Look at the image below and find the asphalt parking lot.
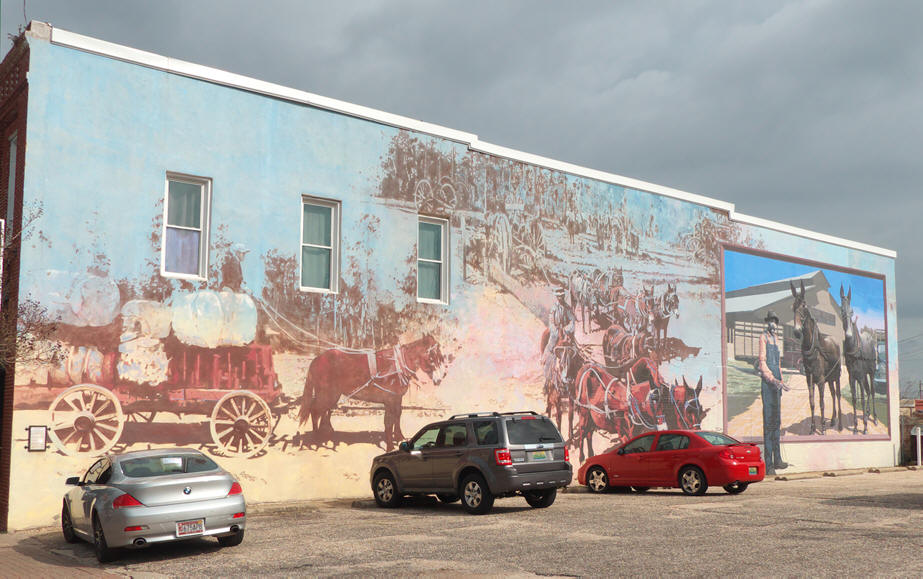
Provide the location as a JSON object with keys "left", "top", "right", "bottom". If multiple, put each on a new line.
{"left": 3, "top": 468, "right": 922, "bottom": 577}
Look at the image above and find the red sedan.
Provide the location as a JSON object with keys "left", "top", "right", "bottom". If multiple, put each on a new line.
{"left": 576, "top": 430, "right": 765, "bottom": 495}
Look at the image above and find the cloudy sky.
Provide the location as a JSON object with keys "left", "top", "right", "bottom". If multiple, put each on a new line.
{"left": 3, "top": 1, "right": 921, "bottom": 395}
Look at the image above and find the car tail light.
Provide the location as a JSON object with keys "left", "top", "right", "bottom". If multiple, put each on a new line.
{"left": 123, "top": 525, "right": 147, "bottom": 532}
{"left": 494, "top": 448, "right": 512, "bottom": 466}
{"left": 228, "top": 482, "right": 243, "bottom": 496}
{"left": 232, "top": 512, "right": 246, "bottom": 519}
{"left": 112, "top": 493, "right": 143, "bottom": 508}
{"left": 719, "top": 448, "right": 741, "bottom": 460}
{"left": 564, "top": 446, "right": 570, "bottom": 462}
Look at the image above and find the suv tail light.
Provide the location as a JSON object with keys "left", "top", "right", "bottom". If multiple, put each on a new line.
{"left": 228, "top": 482, "right": 243, "bottom": 496}
{"left": 564, "top": 446, "right": 570, "bottom": 462}
{"left": 494, "top": 448, "right": 512, "bottom": 466}
{"left": 112, "top": 493, "right": 143, "bottom": 508}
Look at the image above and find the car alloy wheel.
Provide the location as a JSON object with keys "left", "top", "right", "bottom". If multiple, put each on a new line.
{"left": 679, "top": 466, "right": 708, "bottom": 496}
{"left": 587, "top": 467, "right": 608, "bottom": 493}
{"left": 460, "top": 473, "right": 494, "bottom": 515}
{"left": 373, "top": 472, "right": 402, "bottom": 508}
{"left": 723, "top": 482, "right": 749, "bottom": 495}
{"left": 61, "top": 503, "right": 78, "bottom": 544}
{"left": 92, "top": 514, "right": 117, "bottom": 563}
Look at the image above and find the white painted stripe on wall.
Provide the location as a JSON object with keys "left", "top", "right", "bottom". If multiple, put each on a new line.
{"left": 45, "top": 24, "right": 896, "bottom": 259}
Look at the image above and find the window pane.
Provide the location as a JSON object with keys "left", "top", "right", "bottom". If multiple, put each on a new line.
{"left": 168, "top": 181, "right": 202, "bottom": 228}
{"left": 419, "top": 221, "right": 442, "bottom": 261}
{"left": 303, "top": 203, "right": 332, "bottom": 247}
{"left": 301, "top": 246, "right": 331, "bottom": 289}
{"left": 418, "top": 261, "right": 441, "bottom": 300}
{"left": 165, "top": 227, "right": 201, "bottom": 275}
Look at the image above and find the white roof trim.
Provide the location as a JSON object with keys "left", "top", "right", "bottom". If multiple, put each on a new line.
{"left": 730, "top": 212, "right": 896, "bottom": 258}
{"left": 40, "top": 23, "right": 895, "bottom": 259}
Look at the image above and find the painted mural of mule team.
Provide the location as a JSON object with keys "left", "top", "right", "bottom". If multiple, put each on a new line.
{"left": 541, "top": 269, "right": 708, "bottom": 462}
{"left": 724, "top": 248, "right": 888, "bottom": 450}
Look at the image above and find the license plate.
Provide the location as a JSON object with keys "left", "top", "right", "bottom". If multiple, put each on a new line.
{"left": 176, "top": 519, "right": 205, "bottom": 537}
{"left": 531, "top": 450, "right": 547, "bottom": 460}
{"left": 749, "top": 467, "right": 758, "bottom": 475}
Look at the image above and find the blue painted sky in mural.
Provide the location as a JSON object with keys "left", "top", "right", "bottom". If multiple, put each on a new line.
{"left": 724, "top": 249, "right": 885, "bottom": 330}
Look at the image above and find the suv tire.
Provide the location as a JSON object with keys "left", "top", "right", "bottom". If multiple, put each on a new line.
{"left": 524, "top": 488, "right": 556, "bottom": 508}
{"left": 460, "top": 473, "right": 494, "bottom": 515}
{"left": 373, "top": 471, "right": 403, "bottom": 508}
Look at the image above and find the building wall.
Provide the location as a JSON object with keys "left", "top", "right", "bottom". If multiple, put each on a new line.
{"left": 5, "top": 35, "right": 900, "bottom": 529}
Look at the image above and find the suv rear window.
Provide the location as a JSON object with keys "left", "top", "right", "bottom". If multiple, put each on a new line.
{"left": 504, "top": 418, "right": 562, "bottom": 444}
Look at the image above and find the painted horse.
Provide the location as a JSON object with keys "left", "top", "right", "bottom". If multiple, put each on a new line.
{"left": 838, "top": 285, "right": 878, "bottom": 434}
{"left": 540, "top": 329, "right": 588, "bottom": 443}
{"left": 571, "top": 357, "right": 664, "bottom": 462}
{"left": 602, "top": 323, "right": 654, "bottom": 372}
{"left": 298, "top": 334, "right": 445, "bottom": 449}
{"left": 616, "top": 286, "right": 654, "bottom": 336}
{"left": 650, "top": 283, "right": 680, "bottom": 348}
{"left": 791, "top": 280, "right": 842, "bottom": 434}
{"left": 662, "top": 376, "right": 707, "bottom": 430}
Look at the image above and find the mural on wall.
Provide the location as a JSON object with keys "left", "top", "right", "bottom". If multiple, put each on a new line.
{"left": 13, "top": 130, "right": 776, "bottom": 469}
{"left": 723, "top": 248, "right": 889, "bottom": 457}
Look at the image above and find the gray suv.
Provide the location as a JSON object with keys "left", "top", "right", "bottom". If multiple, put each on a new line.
{"left": 370, "top": 411, "right": 572, "bottom": 514}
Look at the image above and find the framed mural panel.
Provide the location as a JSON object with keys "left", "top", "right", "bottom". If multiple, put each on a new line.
{"left": 722, "top": 246, "right": 889, "bottom": 444}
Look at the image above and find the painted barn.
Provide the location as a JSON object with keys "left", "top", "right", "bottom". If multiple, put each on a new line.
{"left": 0, "top": 23, "right": 900, "bottom": 531}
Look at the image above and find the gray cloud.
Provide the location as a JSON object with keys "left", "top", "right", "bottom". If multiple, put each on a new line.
{"left": 3, "top": 0, "right": 921, "bottom": 391}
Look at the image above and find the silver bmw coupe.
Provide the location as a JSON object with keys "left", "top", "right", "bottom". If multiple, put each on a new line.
{"left": 61, "top": 447, "right": 246, "bottom": 562}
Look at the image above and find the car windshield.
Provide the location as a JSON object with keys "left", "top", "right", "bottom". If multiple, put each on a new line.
{"left": 505, "top": 418, "right": 562, "bottom": 444}
{"left": 120, "top": 454, "right": 218, "bottom": 477}
{"left": 698, "top": 432, "right": 740, "bottom": 446}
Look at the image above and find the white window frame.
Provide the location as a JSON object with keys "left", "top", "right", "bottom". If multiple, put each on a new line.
{"left": 160, "top": 172, "right": 212, "bottom": 281}
{"left": 299, "top": 196, "right": 340, "bottom": 294}
{"left": 417, "top": 215, "right": 449, "bottom": 304}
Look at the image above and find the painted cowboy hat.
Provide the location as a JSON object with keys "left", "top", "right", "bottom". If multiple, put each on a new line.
{"left": 764, "top": 310, "right": 780, "bottom": 324}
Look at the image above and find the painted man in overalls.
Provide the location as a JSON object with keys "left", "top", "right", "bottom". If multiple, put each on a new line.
{"left": 758, "top": 310, "right": 790, "bottom": 475}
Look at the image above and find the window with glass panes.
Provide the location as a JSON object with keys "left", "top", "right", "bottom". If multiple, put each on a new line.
{"left": 418, "top": 217, "right": 447, "bottom": 302}
{"left": 301, "top": 198, "right": 339, "bottom": 292}
{"left": 163, "top": 175, "right": 210, "bottom": 278}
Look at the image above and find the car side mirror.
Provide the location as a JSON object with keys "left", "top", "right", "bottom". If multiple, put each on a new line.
{"left": 399, "top": 441, "right": 410, "bottom": 452}
{"left": 65, "top": 476, "right": 81, "bottom": 486}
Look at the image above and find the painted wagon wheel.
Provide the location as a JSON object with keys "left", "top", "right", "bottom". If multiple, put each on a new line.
{"left": 127, "top": 410, "right": 158, "bottom": 423}
{"left": 438, "top": 181, "right": 457, "bottom": 212}
{"left": 414, "top": 179, "right": 434, "bottom": 211}
{"left": 209, "top": 391, "right": 273, "bottom": 458}
{"left": 47, "top": 384, "right": 125, "bottom": 456}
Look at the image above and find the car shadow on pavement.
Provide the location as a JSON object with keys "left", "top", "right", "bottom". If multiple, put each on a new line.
{"left": 823, "top": 493, "right": 923, "bottom": 510}
{"left": 389, "top": 495, "right": 538, "bottom": 516}
{"left": 11, "top": 530, "right": 108, "bottom": 572}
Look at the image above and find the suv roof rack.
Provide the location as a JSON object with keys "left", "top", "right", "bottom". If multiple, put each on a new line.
{"left": 498, "top": 411, "right": 540, "bottom": 416}
{"left": 449, "top": 412, "right": 501, "bottom": 419}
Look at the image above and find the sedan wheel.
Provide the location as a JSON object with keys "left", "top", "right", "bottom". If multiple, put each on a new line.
{"left": 217, "top": 529, "right": 245, "bottom": 547}
{"left": 92, "top": 514, "right": 117, "bottom": 563}
{"left": 61, "top": 503, "right": 78, "bottom": 544}
{"left": 586, "top": 467, "right": 609, "bottom": 493}
{"left": 723, "top": 482, "right": 749, "bottom": 495}
{"left": 373, "top": 472, "right": 402, "bottom": 508}
{"left": 461, "top": 473, "right": 494, "bottom": 515}
{"left": 679, "top": 466, "right": 708, "bottom": 496}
